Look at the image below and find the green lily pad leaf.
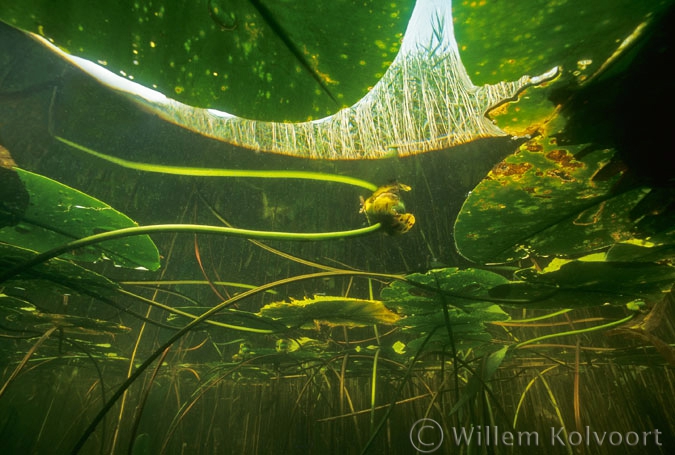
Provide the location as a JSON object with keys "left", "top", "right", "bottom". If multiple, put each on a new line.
{"left": 382, "top": 267, "right": 511, "bottom": 313}
{"left": 259, "top": 296, "right": 399, "bottom": 329}
{"left": 453, "top": 0, "right": 665, "bottom": 88}
{"left": 454, "top": 144, "right": 652, "bottom": 264}
{"left": 0, "top": 168, "right": 160, "bottom": 270}
{"left": 380, "top": 268, "right": 509, "bottom": 353}
{"left": 0, "top": 243, "right": 120, "bottom": 297}
{"left": 398, "top": 303, "right": 506, "bottom": 336}
{"left": 11, "top": 1, "right": 557, "bottom": 160}
{"left": 0, "top": 0, "right": 413, "bottom": 122}
{"left": 496, "top": 259, "right": 675, "bottom": 309}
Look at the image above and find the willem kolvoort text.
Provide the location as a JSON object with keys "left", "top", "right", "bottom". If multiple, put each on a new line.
{"left": 449, "top": 426, "right": 663, "bottom": 448}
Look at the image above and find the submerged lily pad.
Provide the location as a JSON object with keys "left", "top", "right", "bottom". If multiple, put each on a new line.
{"left": 259, "top": 296, "right": 399, "bottom": 329}
{"left": 491, "top": 258, "right": 675, "bottom": 309}
{"left": 0, "top": 168, "right": 160, "bottom": 270}
{"left": 0, "top": 294, "right": 130, "bottom": 335}
{"left": 606, "top": 242, "right": 675, "bottom": 263}
{"left": 380, "top": 268, "right": 510, "bottom": 352}
{"left": 0, "top": 243, "right": 120, "bottom": 297}
{"left": 382, "top": 267, "right": 511, "bottom": 311}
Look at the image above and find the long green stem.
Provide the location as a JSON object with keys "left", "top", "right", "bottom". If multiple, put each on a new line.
{"left": 55, "top": 136, "right": 379, "bottom": 191}
{"left": 118, "top": 289, "right": 278, "bottom": 334}
{"left": 514, "top": 313, "right": 635, "bottom": 349}
{"left": 120, "top": 279, "right": 278, "bottom": 293}
{"left": 369, "top": 348, "right": 380, "bottom": 432}
{"left": 505, "top": 309, "right": 572, "bottom": 323}
{"left": 0, "top": 223, "right": 381, "bottom": 283}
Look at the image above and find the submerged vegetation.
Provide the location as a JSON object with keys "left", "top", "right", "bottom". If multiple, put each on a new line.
{"left": 1, "top": 1, "right": 674, "bottom": 454}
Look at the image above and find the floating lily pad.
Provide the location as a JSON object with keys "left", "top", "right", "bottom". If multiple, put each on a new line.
{"left": 453, "top": 0, "right": 664, "bottom": 87}
{"left": 454, "top": 142, "right": 653, "bottom": 264}
{"left": 0, "top": 0, "right": 413, "bottom": 122}
{"left": 0, "top": 168, "right": 160, "bottom": 270}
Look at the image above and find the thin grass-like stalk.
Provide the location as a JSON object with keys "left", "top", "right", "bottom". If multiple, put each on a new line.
{"left": 512, "top": 364, "right": 559, "bottom": 429}
{"left": 537, "top": 371, "right": 573, "bottom": 455}
{"left": 514, "top": 314, "right": 636, "bottom": 349}
{"left": 126, "top": 347, "right": 171, "bottom": 455}
{"left": 0, "top": 326, "right": 57, "bottom": 400}
{"left": 369, "top": 348, "right": 380, "bottom": 431}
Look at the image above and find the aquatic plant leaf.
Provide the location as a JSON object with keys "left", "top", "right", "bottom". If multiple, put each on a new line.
{"left": 454, "top": 143, "right": 654, "bottom": 264}
{"left": 9, "top": 0, "right": 557, "bottom": 159}
{"left": 0, "top": 243, "right": 120, "bottom": 297}
{"left": 0, "top": 0, "right": 413, "bottom": 123}
{"left": 0, "top": 168, "right": 160, "bottom": 270}
{"left": 453, "top": 0, "right": 664, "bottom": 88}
{"left": 380, "top": 268, "right": 509, "bottom": 352}
{"left": 492, "top": 259, "right": 675, "bottom": 309}
{"left": 259, "top": 296, "right": 399, "bottom": 329}
{"left": 381, "top": 267, "right": 511, "bottom": 313}
{"left": 448, "top": 345, "right": 510, "bottom": 416}
{"left": 398, "top": 306, "right": 504, "bottom": 354}
{"left": 606, "top": 242, "right": 675, "bottom": 263}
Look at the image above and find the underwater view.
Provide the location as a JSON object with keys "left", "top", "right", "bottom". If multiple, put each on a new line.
{"left": 1, "top": 0, "right": 674, "bottom": 453}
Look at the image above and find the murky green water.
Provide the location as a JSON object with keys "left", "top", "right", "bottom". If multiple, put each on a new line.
{"left": 1, "top": 1, "right": 673, "bottom": 454}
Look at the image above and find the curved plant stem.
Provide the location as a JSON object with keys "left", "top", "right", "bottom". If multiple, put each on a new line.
{"left": 360, "top": 328, "right": 439, "bottom": 455}
{"left": 118, "top": 289, "right": 279, "bottom": 334}
{"left": 514, "top": 313, "right": 635, "bottom": 349}
{"left": 120, "top": 279, "right": 278, "bottom": 294}
{"left": 198, "top": 191, "right": 347, "bottom": 272}
{"left": 126, "top": 346, "right": 171, "bottom": 455}
{"left": 0, "top": 223, "right": 382, "bottom": 284}
{"left": 55, "top": 136, "right": 379, "bottom": 191}
{"left": 70, "top": 269, "right": 403, "bottom": 454}
{"left": 537, "top": 370, "right": 573, "bottom": 455}
{"left": 0, "top": 326, "right": 57, "bottom": 400}
{"left": 493, "top": 308, "right": 573, "bottom": 324}
{"left": 369, "top": 348, "right": 380, "bottom": 431}
{"left": 110, "top": 301, "right": 155, "bottom": 454}
{"left": 512, "top": 364, "right": 559, "bottom": 429}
